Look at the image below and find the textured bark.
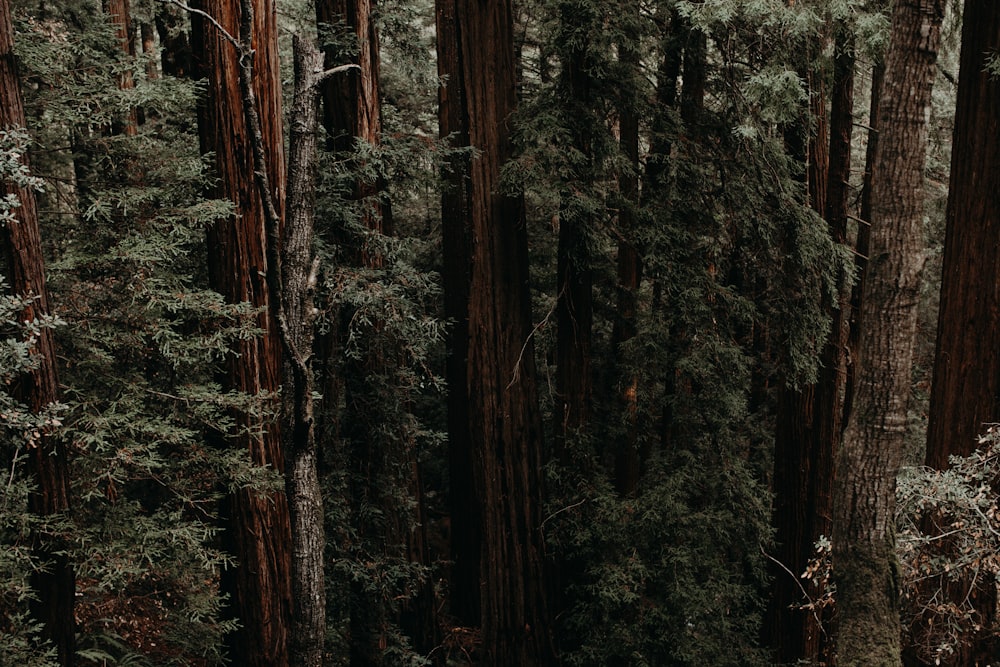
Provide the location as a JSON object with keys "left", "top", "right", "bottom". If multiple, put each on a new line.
{"left": 845, "top": 60, "right": 884, "bottom": 423}
{"left": 767, "top": 24, "right": 855, "bottom": 666}
{"left": 436, "top": 0, "right": 553, "bottom": 662}
{"left": 102, "top": 0, "right": 138, "bottom": 135}
{"left": 436, "top": 0, "right": 479, "bottom": 628}
{"left": 155, "top": 4, "right": 192, "bottom": 78}
{"left": 915, "top": 2, "right": 1000, "bottom": 662}
{"left": 280, "top": 37, "right": 328, "bottom": 667}
{"left": 190, "top": 0, "right": 292, "bottom": 664}
{"left": 0, "top": 2, "right": 75, "bottom": 662}
{"left": 833, "top": 2, "right": 943, "bottom": 665}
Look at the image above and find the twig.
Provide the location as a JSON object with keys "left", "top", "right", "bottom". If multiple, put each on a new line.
{"left": 759, "top": 545, "right": 827, "bottom": 637}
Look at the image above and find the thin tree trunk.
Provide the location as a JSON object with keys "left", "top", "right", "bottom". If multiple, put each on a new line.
{"left": 917, "top": 2, "right": 1000, "bottom": 663}
{"left": 436, "top": 0, "right": 554, "bottom": 662}
{"left": 0, "top": 2, "right": 75, "bottom": 663}
{"left": 190, "top": 0, "right": 292, "bottom": 664}
{"left": 833, "top": 2, "right": 943, "bottom": 664}
{"left": 279, "top": 35, "right": 330, "bottom": 667}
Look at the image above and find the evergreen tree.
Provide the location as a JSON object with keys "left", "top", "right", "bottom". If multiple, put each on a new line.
{"left": 436, "top": 0, "right": 554, "bottom": 661}
{"left": 0, "top": 1, "right": 74, "bottom": 661}
{"left": 190, "top": 0, "right": 293, "bottom": 663}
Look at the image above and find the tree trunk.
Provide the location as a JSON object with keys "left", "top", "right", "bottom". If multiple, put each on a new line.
{"left": 190, "top": 0, "right": 292, "bottom": 664}
{"left": 436, "top": 0, "right": 554, "bottom": 662}
{"left": 918, "top": 2, "right": 1000, "bottom": 662}
{"left": 833, "top": 2, "right": 943, "bottom": 665}
{"left": 280, "top": 36, "right": 328, "bottom": 667}
{"left": 767, "top": 22, "right": 855, "bottom": 666}
{"left": 0, "top": 2, "right": 75, "bottom": 663}
{"left": 102, "top": 0, "right": 138, "bottom": 135}
{"left": 435, "top": 0, "right": 479, "bottom": 629}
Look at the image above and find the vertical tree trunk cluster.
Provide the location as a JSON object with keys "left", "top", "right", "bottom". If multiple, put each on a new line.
{"left": 0, "top": 1, "right": 75, "bottom": 663}
{"left": 767, "top": 18, "right": 857, "bottom": 665}
{"left": 833, "top": 1, "right": 943, "bottom": 665}
{"left": 190, "top": 0, "right": 293, "bottom": 664}
{"left": 436, "top": 0, "right": 553, "bottom": 662}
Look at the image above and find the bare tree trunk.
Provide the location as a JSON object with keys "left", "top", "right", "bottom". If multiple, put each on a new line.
{"left": 436, "top": 0, "right": 554, "bottom": 662}
{"left": 833, "top": 2, "right": 943, "bottom": 664}
{"left": 279, "top": 36, "right": 330, "bottom": 667}
{"left": 0, "top": 0, "right": 75, "bottom": 662}
{"left": 190, "top": 0, "right": 292, "bottom": 664}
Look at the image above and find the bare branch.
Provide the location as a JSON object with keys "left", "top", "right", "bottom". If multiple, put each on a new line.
{"left": 316, "top": 63, "right": 360, "bottom": 83}
{"left": 158, "top": 0, "right": 241, "bottom": 52}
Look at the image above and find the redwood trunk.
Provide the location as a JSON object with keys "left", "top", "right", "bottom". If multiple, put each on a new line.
{"left": 833, "top": 1, "right": 943, "bottom": 664}
{"left": 920, "top": 2, "right": 1000, "bottom": 662}
{"left": 102, "top": 0, "right": 138, "bottom": 135}
{"left": 436, "top": 0, "right": 553, "bottom": 662}
{"left": 436, "top": 0, "right": 479, "bottom": 628}
{"left": 0, "top": 1, "right": 75, "bottom": 662}
{"left": 767, "top": 23, "right": 855, "bottom": 665}
{"left": 190, "top": 1, "right": 292, "bottom": 664}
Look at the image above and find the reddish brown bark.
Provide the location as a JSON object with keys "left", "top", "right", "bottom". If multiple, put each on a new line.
{"left": 767, "top": 24, "right": 855, "bottom": 666}
{"left": 0, "top": 0, "right": 75, "bottom": 662}
{"left": 102, "top": 0, "right": 138, "bottom": 136}
{"left": 318, "top": 0, "right": 389, "bottom": 240}
{"left": 437, "top": 0, "right": 554, "bottom": 662}
{"left": 190, "top": 1, "right": 292, "bottom": 665}
{"left": 915, "top": 2, "right": 1000, "bottom": 663}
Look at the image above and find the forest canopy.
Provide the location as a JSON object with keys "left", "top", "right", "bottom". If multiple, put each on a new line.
{"left": 0, "top": 0, "right": 995, "bottom": 665}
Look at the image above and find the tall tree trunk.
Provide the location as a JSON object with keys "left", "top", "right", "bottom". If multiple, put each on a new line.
{"left": 190, "top": 1, "right": 292, "bottom": 664}
{"left": 436, "top": 0, "right": 553, "bottom": 662}
{"left": 767, "top": 22, "right": 855, "bottom": 666}
{"left": 279, "top": 35, "right": 331, "bottom": 667}
{"left": 435, "top": 0, "right": 479, "bottom": 629}
{"left": 0, "top": 1, "right": 75, "bottom": 663}
{"left": 833, "top": 2, "right": 943, "bottom": 664}
{"left": 918, "top": 2, "right": 1000, "bottom": 663}
{"left": 318, "top": 0, "right": 437, "bottom": 659}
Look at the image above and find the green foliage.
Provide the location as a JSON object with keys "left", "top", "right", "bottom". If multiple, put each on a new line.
{"left": 897, "top": 431, "right": 1000, "bottom": 664}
